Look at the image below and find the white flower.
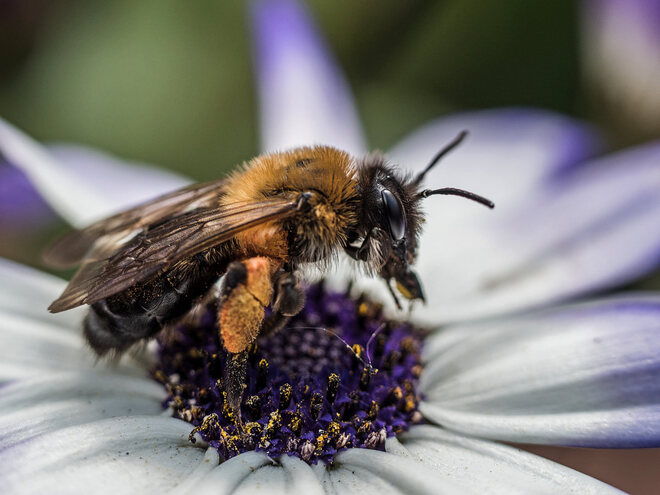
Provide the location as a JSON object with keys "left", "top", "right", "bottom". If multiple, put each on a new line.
{"left": 2, "top": 0, "right": 660, "bottom": 493}
{"left": 6, "top": 258, "right": 658, "bottom": 494}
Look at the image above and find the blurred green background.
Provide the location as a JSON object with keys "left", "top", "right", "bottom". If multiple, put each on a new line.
{"left": 0, "top": 0, "right": 658, "bottom": 262}
{"left": 1, "top": 0, "right": 583, "bottom": 183}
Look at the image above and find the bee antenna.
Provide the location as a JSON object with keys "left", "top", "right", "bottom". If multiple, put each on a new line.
{"left": 413, "top": 130, "right": 468, "bottom": 186}
{"left": 365, "top": 322, "right": 386, "bottom": 365}
{"left": 418, "top": 187, "right": 495, "bottom": 209}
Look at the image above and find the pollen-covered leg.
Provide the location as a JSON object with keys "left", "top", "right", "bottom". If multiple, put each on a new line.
{"left": 219, "top": 257, "right": 274, "bottom": 354}
{"left": 225, "top": 350, "right": 248, "bottom": 426}
{"left": 219, "top": 257, "right": 277, "bottom": 422}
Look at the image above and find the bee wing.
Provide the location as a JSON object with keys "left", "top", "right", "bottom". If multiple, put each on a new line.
{"left": 44, "top": 178, "right": 228, "bottom": 268}
{"left": 48, "top": 198, "right": 299, "bottom": 313}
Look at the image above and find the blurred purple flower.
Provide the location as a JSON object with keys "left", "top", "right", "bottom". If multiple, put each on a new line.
{"left": 1, "top": 0, "right": 660, "bottom": 493}
{"left": 583, "top": 0, "right": 660, "bottom": 134}
{"left": 0, "top": 159, "right": 54, "bottom": 231}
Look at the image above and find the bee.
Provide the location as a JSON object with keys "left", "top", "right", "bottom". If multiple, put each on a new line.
{"left": 45, "top": 131, "right": 493, "bottom": 419}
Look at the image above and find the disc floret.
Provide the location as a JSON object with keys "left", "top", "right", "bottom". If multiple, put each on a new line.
{"left": 154, "top": 284, "right": 425, "bottom": 464}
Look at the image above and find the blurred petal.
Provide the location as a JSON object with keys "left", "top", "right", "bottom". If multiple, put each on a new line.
{"left": 0, "top": 118, "right": 117, "bottom": 227}
{"left": 48, "top": 144, "right": 189, "bottom": 212}
{"left": 583, "top": 0, "right": 660, "bottom": 132}
{"left": 388, "top": 108, "right": 600, "bottom": 206}
{"left": 0, "top": 258, "right": 145, "bottom": 380}
{"left": 0, "top": 372, "right": 164, "bottom": 447}
{"left": 0, "top": 118, "right": 188, "bottom": 227}
{"left": 0, "top": 257, "right": 81, "bottom": 328}
{"left": 421, "top": 295, "right": 660, "bottom": 447}
{"left": 0, "top": 416, "right": 206, "bottom": 495}
{"left": 394, "top": 425, "right": 622, "bottom": 494}
{"left": 0, "top": 162, "right": 55, "bottom": 231}
{"left": 464, "top": 142, "right": 660, "bottom": 317}
{"left": 251, "top": 0, "right": 366, "bottom": 155}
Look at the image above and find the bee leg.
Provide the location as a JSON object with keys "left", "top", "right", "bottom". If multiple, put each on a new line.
{"left": 260, "top": 270, "right": 305, "bottom": 338}
{"left": 345, "top": 227, "right": 381, "bottom": 261}
{"left": 385, "top": 280, "right": 403, "bottom": 310}
{"left": 260, "top": 313, "right": 290, "bottom": 338}
{"left": 219, "top": 257, "right": 275, "bottom": 422}
{"left": 273, "top": 270, "right": 305, "bottom": 316}
{"left": 225, "top": 350, "right": 248, "bottom": 428}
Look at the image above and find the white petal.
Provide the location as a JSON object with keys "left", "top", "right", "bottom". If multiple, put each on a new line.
{"left": 48, "top": 144, "right": 189, "bottom": 212}
{"left": 0, "top": 257, "right": 81, "bottom": 329}
{"left": 251, "top": 0, "right": 367, "bottom": 155}
{"left": 318, "top": 462, "right": 409, "bottom": 495}
{"left": 277, "top": 455, "right": 326, "bottom": 495}
{"left": 0, "top": 416, "right": 207, "bottom": 495}
{"left": 188, "top": 451, "right": 273, "bottom": 495}
{"left": 190, "top": 453, "right": 324, "bottom": 495}
{"left": 0, "top": 311, "right": 95, "bottom": 379}
{"left": 388, "top": 108, "right": 599, "bottom": 206}
{"left": 0, "top": 372, "right": 164, "bottom": 447}
{"left": 171, "top": 449, "right": 220, "bottom": 495}
{"left": 395, "top": 425, "right": 622, "bottom": 494}
{"left": 421, "top": 295, "right": 660, "bottom": 447}
{"left": 0, "top": 259, "right": 145, "bottom": 379}
{"left": 0, "top": 297, "right": 144, "bottom": 381}
{"left": 425, "top": 142, "right": 660, "bottom": 322}
{"left": 333, "top": 447, "right": 475, "bottom": 494}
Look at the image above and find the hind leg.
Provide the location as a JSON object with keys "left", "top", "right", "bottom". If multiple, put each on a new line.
{"left": 219, "top": 257, "right": 279, "bottom": 422}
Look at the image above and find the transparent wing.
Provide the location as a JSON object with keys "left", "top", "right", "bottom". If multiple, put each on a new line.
{"left": 48, "top": 197, "right": 298, "bottom": 312}
{"left": 44, "top": 178, "right": 227, "bottom": 268}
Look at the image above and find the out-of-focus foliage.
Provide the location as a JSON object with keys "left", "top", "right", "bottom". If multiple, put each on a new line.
{"left": 0, "top": 0, "right": 584, "bottom": 181}
{"left": 0, "top": 0, "right": 658, "bottom": 266}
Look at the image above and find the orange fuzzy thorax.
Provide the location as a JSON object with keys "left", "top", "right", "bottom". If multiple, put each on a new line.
{"left": 222, "top": 146, "right": 359, "bottom": 261}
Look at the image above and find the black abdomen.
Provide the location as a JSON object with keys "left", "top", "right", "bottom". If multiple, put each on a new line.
{"left": 84, "top": 247, "right": 231, "bottom": 355}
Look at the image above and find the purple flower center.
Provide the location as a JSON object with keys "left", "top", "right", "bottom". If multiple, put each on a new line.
{"left": 153, "top": 283, "right": 425, "bottom": 464}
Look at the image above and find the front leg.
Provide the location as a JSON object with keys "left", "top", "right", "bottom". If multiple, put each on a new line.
{"left": 219, "top": 257, "right": 278, "bottom": 423}
{"left": 260, "top": 269, "right": 305, "bottom": 338}
{"left": 344, "top": 227, "right": 384, "bottom": 261}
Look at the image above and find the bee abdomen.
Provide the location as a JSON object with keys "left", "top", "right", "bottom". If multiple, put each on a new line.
{"left": 84, "top": 248, "right": 231, "bottom": 356}
{"left": 84, "top": 300, "right": 162, "bottom": 356}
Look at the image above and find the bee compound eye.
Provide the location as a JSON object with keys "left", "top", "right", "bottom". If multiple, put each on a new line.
{"left": 381, "top": 189, "right": 405, "bottom": 240}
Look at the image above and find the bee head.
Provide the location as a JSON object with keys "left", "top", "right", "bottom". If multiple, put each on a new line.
{"left": 348, "top": 131, "right": 494, "bottom": 308}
